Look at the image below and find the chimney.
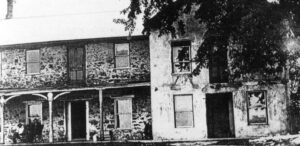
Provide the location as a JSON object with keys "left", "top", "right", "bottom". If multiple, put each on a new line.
{"left": 6, "top": 0, "right": 13, "bottom": 19}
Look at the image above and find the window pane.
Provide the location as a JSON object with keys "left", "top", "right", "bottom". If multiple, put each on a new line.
{"left": 115, "top": 43, "right": 129, "bottom": 56}
{"left": 28, "top": 104, "right": 42, "bottom": 123}
{"left": 70, "top": 71, "right": 76, "bottom": 81}
{"left": 175, "top": 112, "right": 193, "bottom": 127}
{"left": 76, "top": 70, "right": 83, "bottom": 80}
{"left": 173, "top": 62, "right": 191, "bottom": 73}
{"left": 26, "top": 50, "right": 39, "bottom": 62}
{"left": 116, "top": 56, "right": 129, "bottom": 68}
{"left": 173, "top": 46, "right": 190, "bottom": 62}
{"left": 118, "top": 114, "right": 131, "bottom": 129}
{"left": 175, "top": 95, "right": 193, "bottom": 111}
{"left": 118, "top": 100, "right": 132, "bottom": 114}
{"left": 69, "top": 49, "right": 75, "bottom": 68}
{"left": 27, "top": 63, "right": 40, "bottom": 74}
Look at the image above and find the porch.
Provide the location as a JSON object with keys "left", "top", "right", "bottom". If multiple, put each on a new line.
{"left": 0, "top": 82, "right": 151, "bottom": 144}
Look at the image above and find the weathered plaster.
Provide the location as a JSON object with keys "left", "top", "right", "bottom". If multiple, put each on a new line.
{"left": 150, "top": 31, "right": 288, "bottom": 140}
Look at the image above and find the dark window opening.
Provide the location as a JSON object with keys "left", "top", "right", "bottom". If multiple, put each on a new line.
{"left": 171, "top": 40, "right": 192, "bottom": 73}
{"left": 209, "top": 49, "right": 228, "bottom": 83}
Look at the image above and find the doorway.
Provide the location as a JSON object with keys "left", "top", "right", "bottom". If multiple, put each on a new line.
{"left": 206, "top": 93, "right": 235, "bottom": 138}
{"left": 71, "top": 101, "right": 86, "bottom": 139}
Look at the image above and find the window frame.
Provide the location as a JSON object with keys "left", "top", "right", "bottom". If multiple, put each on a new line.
{"left": 67, "top": 45, "right": 86, "bottom": 84}
{"left": 25, "top": 101, "right": 43, "bottom": 125}
{"left": 173, "top": 94, "right": 194, "bottom": 128}
{"left": 26, "top": 49, "right": 41, "bottom": 75}
{"left": 246, "top": 90, "right": 268, "bottom": 125}
{"left": 112, "top": 95, "right": 134, "bottom": 129}
{"left": 114, "top": 43, "right": 130, "bottom": 69}
{"left": 171, "top": 40, "right": 192, "bottom": 74}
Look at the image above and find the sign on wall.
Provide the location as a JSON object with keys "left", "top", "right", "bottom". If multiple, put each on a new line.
{"left": 247, "top": 91, "right": 268, "bottom": 125}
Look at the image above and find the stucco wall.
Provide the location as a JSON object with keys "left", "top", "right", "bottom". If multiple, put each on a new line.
{"left": 150, "top": 32, "right": 288, "bottom": 140}
{"left": 0, "top": 39, "right": 150, "bottom": 89}
{"left": 150, "top": 32, "right": 209, "bottom": 140}
{"left": 233, "top": 84, "right": 288, "bottom": 137}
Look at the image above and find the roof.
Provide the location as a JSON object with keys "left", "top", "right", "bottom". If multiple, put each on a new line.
{"left": 0, "top": 12, "right": 144, "bottom": 46}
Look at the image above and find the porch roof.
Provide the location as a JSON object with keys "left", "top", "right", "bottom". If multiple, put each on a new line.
{"left": 0, "top": 82, "right": 150, "bottom": 97}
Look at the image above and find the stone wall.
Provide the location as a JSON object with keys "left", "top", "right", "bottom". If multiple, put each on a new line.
{"left": 3, "top": 96, "right": 65, "bottom": 143}
{"left": 85, "top": 40, "right": 150, "bottom": 86}
{"left": 88, "top": 89, "right": 151, "bottom": 140}
{"left": 0, "top": 46, "right": 68, "bottom": 89}
{"left": 0, "top": 38, "right": 150, "bottom": 89}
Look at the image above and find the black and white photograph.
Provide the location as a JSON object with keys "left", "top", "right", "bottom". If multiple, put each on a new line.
{"left": 0, "top": 0, "right": 299, "bottom": 145}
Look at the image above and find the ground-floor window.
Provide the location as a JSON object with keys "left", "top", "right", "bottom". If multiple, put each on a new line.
{"left": 26, "top": 101, "right": 43, "bottom": 124}
{"left": 174, "top": 94, "right": 194, "bottom": 128}
{"left": 247, "top": 91, "right": 268, "bottom": 125}
{"left": 114, "top": 96, "right": 133, "bottom": 129}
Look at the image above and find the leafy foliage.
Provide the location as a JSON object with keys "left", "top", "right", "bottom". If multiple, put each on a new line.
{"left": 116, "top": 0, "right": 300, "bottom": 82}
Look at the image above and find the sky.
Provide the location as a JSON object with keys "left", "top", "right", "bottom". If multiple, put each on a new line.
{"left": 0, "top": 0, "right": 129, "bottom": 19}
{"left": 0, "top": 0, "right": 143, "bottom": 45}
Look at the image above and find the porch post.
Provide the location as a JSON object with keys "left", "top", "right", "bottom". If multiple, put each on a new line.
{"left": 98, "top": 89, "right": 104, "bottom": 140}
{"left": 85, "top": 100, "right": 89, "bottom": 141}
{"left": 47, "top": 92, "right": 54, "bottom": 143}
{"left": 63, "top": 101, "right": 66, "bottom": 139}
{"left": 0, "top": 96, "right": 5, "bottom": 144}
{"left": 67, "top": 102, "right": 72, "bottom": 141}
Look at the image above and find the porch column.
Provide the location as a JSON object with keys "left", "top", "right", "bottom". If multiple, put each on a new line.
{"left": 67, "top": 102, "right": 72, "bottom": 141}
{"left": 85, "top": 100, "right": 89, "bottom": 141}
{"left": 47, "top": 92, "right": 54, "bottom": 143}
{"left": 98, "top": 89, "right": 104, "bottom": 140}
{"left": 0, "top": 96, "right": 5, "bottom": 144}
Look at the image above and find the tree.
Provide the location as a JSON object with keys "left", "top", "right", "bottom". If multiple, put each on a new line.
{"left": 116, "top": 0, "right": 300, "bottom": 82}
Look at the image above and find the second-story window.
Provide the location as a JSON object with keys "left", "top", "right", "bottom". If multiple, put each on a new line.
{"left": 26, "top": 49, "right": 40, "bottom": 74}
{"left": 209, "top": 49, "right": 228, "bottom": 83}
{"left": 68, "top": 46, "right": 84, "bottom": 83}
{"left": 171, "top": 41, "right": 191, "bottom": 73}
{"left": 114, "top": 43, "right": 130, "bottom": 68}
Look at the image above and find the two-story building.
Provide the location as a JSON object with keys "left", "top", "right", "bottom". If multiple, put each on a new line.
{"left": 0, "top": 15, "right": 151, "bottom": 143}
{"left": 0, "top": 10, "right": 290, "bottom": 144}
{"left": 149, "top": 17, "right": 289, "bottom": 140}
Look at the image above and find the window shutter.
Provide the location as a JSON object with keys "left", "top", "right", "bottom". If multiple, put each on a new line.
{"left": 75, "top": 47, "right": 84, "bottom": 70}
{"left": 26, "top": 50, "right": 40, "bottom": 74}
{"left": 117, "top": 99, "right": 132, "bottom": 129}
{"left": 69, "top": 48, "right": 75, "bottom": 69}
{"left": 68, "top": 47, "right": 84, "bottom": 82}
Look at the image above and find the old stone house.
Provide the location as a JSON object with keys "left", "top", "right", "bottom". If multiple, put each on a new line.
{"left": 0, "top": 35, "right": 151, "bottom": 143}
{"left": 0, "top": 13, "right": 290, "bottom": 145}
